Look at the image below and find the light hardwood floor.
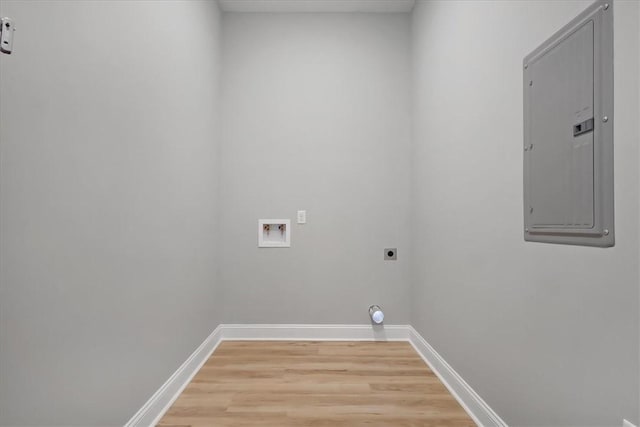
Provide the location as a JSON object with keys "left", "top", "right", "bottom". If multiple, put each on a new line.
{"left": 157, "top": 341, "right": 476, "bottom": 427}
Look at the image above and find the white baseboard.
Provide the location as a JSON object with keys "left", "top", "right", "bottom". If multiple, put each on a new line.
{"left": 124, "top": 323, "right": 505, "bottom": 427}
{"left": 407, "top": 326, "right": 508, "bottom": 427}
{"left": 124, "top": 325, "right": 224, "bottom": 427}
{"left": 221, "top": 323, "right": 410, "bottom": 341}
{"left": 623, "top": 420, "right": 638, "bottom": 427}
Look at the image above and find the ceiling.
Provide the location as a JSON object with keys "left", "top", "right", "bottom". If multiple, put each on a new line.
{"left": 217, "top": 0, "right": 416, "bottom": 13}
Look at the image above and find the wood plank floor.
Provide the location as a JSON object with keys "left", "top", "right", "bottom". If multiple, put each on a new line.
{"left": 157, "top": 341, "right": 476, "bottom": 427}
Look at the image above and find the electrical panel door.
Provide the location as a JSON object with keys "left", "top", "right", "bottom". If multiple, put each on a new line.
{"left": 523, "top": 0, "right": 613, "bottom": 247}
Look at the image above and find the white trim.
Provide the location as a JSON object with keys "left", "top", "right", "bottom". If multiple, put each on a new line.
{"left": 221, "top": 323, "right": 410, "bottom": 341}
{"left": 408, "top": 326, "right": 508, "bottom": 427}
{"left": 124, "top": 324, "right": 507, "bottom": 427}
{"left": 623, "top": 420, "right": 638, "bottom": 427}
{"left": 124, "top": 325, "right": 224, "bottom": 427}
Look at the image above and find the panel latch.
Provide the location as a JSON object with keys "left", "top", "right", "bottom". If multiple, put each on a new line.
{"left": 573, "top": 118, "right": 594, "bottom": 137}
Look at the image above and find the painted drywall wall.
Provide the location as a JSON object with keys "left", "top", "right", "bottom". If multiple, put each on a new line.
{"left": 410, "top": 1, "right": 640, "bottom": 426}
{"left": 0, "top": 1, "right": 223, "bottom": 425}
{"left": 219, "top": 13, "right": 412, "bottom": 324}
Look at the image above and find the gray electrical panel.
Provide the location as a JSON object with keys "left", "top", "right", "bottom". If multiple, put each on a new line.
{"left": 523, "top": 0, "right": 614, "bottom": 247}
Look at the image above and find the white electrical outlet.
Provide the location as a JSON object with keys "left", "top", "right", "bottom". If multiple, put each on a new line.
{"left": 1, "top": 18, "right": 15, "bottom": 54}
{"left": 297, "top": 210, "right": 306, "bottom": 224}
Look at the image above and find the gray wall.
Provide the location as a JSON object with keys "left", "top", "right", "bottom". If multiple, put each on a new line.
{"left": 0, "top": 1, "right": 223, "bottom": 425}
{"left": 409, "top": 1, "right": 640, "bottom": 426}
{"left": 219, "top": 13, "right": 412, "bottom": 324}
